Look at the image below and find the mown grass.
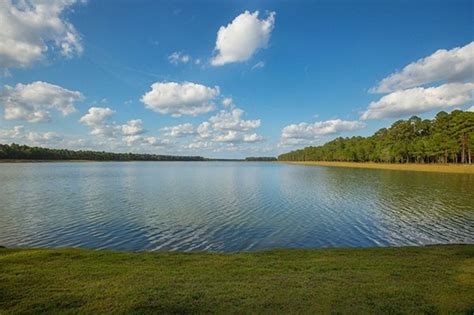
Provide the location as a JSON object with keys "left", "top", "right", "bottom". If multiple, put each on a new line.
{"left": 0, "top": 245, "right": 473, "bottom": 314}
{"left": 283, "top": 161, "right": 474, "bottom": 174}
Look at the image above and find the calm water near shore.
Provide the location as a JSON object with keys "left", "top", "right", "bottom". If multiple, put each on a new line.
{"left": 0, "top": 162, "right": 472, "bottom": 251}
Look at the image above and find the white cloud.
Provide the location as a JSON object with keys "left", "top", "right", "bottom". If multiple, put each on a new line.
{"left": 197, "top": 122, "right": 211, "bottom": 138}
{"left": 79, "top": 107, "right": 169, "bottom": 149}
{"left": 214, "top": 130, "right": 240, "bottom": 142}
{"left": 0, "top": 81, "right": 83, "bottom": 123}
{"left": 211, "top": 10, "right": 275, "bottom": 66}
{"left": 26, "top": 130, "right": 61, "bottom": 142}
{"left": 79, "top": 107, "right": 116, "bottom": 136}
{"left": 281, "top": 119, "right": 365, "bottom": 145}
{"left": 371, "top": 42, "right": 474, "bottom": 93}
{"left": 209, "top": 108, "right": 260, "bottom": 131}
{"left": 149, "top": 137, "right": 170, "bottom": 148}
{"left": 361, "top": 83, "right": 474, "bottom": 120}
{"left": 79, "top": 107, "right": 114, "bottom": 126}
{"left": 467, "top": 106, "right": 474, "bottom": 112}
{"left": 168, "top": 51, "right": 191, "bottom": 65}
{"left": 141, "top": 81, "right": 219, "bottom": 117}
{"left": 0, "top": 125, "right": 25, "bottom": 139}
{"left": 122, "top": 135, "right": 142, "bottom": 146}
{"left": 121, "top": 119, "right": 144, "bottom": 136}
{"left": 214, "top": 130, "right": 263, "bottom": 143}
{"left": 178, "top": 105, "right": 265, "bottom": 152}
{"left": 193, "top": 106, "right": 264, "bottom": 145}
{"left": 222, "top": 97, "right": 233, "bottom": 107}
{"left": 162, "top": 123, "right": 195, "bottom": 137}
{"left": 122, "top": 135, "right": 169, "bottom": 148}
{"left": 0, "top": 125, "right": 61, "bottom": 145}
{"left": 251, "top": 61, "right": 265, "bottom": 70}
{"left": 188, "top": 141, "right": 212, "bottom": 149}
{"left": 0, "top": 0, "right": 84, "bottom": 68}
{"left": 243, "top": 133, "right": 263, "bottom": 142}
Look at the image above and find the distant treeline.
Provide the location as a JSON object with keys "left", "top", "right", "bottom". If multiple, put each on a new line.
{"left": 245, "top": 157, "right": 277, "bottom": 161}
{"left": 278, "top": 110, "right": 474, "bottom": 164}
{"left": 0, "top": 144, "right": 205, "bottom": 161}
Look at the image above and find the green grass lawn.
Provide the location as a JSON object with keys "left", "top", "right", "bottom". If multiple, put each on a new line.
{"left": 1, "top": 245, "right": 473, "bottom": 314}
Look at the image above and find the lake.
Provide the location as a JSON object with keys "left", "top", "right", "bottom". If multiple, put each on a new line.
{"left": 0, "top": 162, "right": 472, "bottom": 252}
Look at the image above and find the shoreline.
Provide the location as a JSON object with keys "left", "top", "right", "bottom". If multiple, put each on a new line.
{"left": 3, "top": 159, "right": 473, "bottom": 174}
{"left": 282, "top": 161, "right": 474, "bottom": 174}
{"left": 1, "top": 245, "right": 472, "bottom": 313}
{"left": 0, "top": 159, "right": 245, "bottom": 163}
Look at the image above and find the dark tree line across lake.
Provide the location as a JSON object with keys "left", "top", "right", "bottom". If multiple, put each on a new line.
{"left": 0, "top": 144, "right": 206, "bottom": 161}
{"left": 245, "top": 157, "right": 277, "bottom": 161}
{"left": 278, "top": 110, "right": 474, "bottom": 164}
{"left": 0, "top": 144, "right": 277, "bottom": 162}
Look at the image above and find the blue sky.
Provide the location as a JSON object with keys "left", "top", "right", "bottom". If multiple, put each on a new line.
{"left": 0, "top": 0, "right": 473, "bottom": 158}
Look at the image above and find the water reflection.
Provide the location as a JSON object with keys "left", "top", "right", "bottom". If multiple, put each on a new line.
{"left": 0, "top": 162, "right": 472, "bottom": 251}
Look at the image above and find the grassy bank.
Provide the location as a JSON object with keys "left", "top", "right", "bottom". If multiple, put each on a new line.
{"left": 283, "top": 161, "right": 474, "bottom": 174}
{"left": 1, "top": 245, "right": 473, "bottom": 314}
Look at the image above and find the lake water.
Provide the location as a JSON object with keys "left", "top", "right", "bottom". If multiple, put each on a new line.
{"left": 0, "top": 162, "right": 472, "bottom": 252}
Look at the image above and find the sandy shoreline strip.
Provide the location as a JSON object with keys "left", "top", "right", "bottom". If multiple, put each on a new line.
{"left": 282, "top": 161, "right": 474, "bottom": 174}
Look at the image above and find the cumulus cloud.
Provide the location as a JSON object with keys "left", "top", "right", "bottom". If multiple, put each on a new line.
{"left": 243, "top": 133, "right": 263, "bottom": 142}
{"left": 0, "top": 125, "right": 61, "bottom": 145}
{"left": 26, "top": 130, "right": 61, "bottom": 142}
{"left": 79, "top": 107, "right": 168, "bottom": 149}
{"left": 79, "top": 107, "right": 114, "bottom": 127}
{"left": 361, "top": 42, "right": 474, "bottom": 120}
{"left": 0, "top": 81, "right": 83, "bottom": 123}
{"left": 214, "top": 130, "right": 240, "bottom": 142}
{"left": 193, "top": 106, "right": 264, "bottom": 145}
{"left": 79, "top": 107, "right": 116, "bottom": 136}
{"left": 162, "top": 123, "right": 195, "bottom": 137}
{"left": 222, "top": 97, "right": 233, "bottom": 107}
{"left": 361, "top": 83, "right": 474, "bottom": 120}
{"left": 197, "top": 122, "right": 211, "bottom": 138}
{"left": 168, "top": 51, "right": 191, "bottom": 65}
{"left": 122, "top": 135, "right": 169, "bottom": 148}
{"left": 281, "top": 119, "right": 365, "bottom": 145}
{"left": 467, "top": 106, "right": 474, "bottom": 112}
{"left": 0, "top": 0, "right": 84, "bottom": 69}
{"left": 141, "top": 81, "right": 219, "bottom": 117}
{"left": 187, "top": 141, "right": 212, "bottom": 149}
{"left": 0, "top": 125, "right": 24, "bottom": 139}
{"left": 211, "top": 10, "right": 275, "bottom": 66}
{"left": 371, "top": 42, "right": 474, "bottom": 93}
{"left": 121, "top": 119, "right": 144, "bottom": 136}
{"left": 209, "top": 108, "right": 260, "bottom": 131}
{"left": 122, "top": 135, "right": 142, "bottom": 146}
{"left": 214, "top": 131, "right": 263, "bottom": 143}
{"left": 171, "top": 105, "right": 265, "bottom": 152}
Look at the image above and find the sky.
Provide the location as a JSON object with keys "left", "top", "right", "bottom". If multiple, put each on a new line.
{"left": 0, "top": 0, "right": 473, "bottom": 158}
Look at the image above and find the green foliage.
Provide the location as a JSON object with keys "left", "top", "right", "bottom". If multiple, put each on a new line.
{"left": 245, "top": 156, "right": 277, "bottom": 161}
{"left": 279, "top": 110, "right": 474, "bottom": 164}
{"left": 0, "top": 143, "right": 205, "bottom": 161}
{"left": 0, "top": 246, "right": 472, "bottom": 313}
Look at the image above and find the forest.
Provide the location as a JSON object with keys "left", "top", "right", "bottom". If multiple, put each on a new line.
{"left": 245, "top": 157, "right": 278, "bottom": 161}
{"left": 278, "top": 110, "right": 474, "bottom": 164}
{"left": 0, "top": 144, "right": 205, "bottom": 161}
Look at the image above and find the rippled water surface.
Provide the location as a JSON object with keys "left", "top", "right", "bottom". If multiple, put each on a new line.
{"left": 0, "top": 162, "right": 472, "bottom": 251}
